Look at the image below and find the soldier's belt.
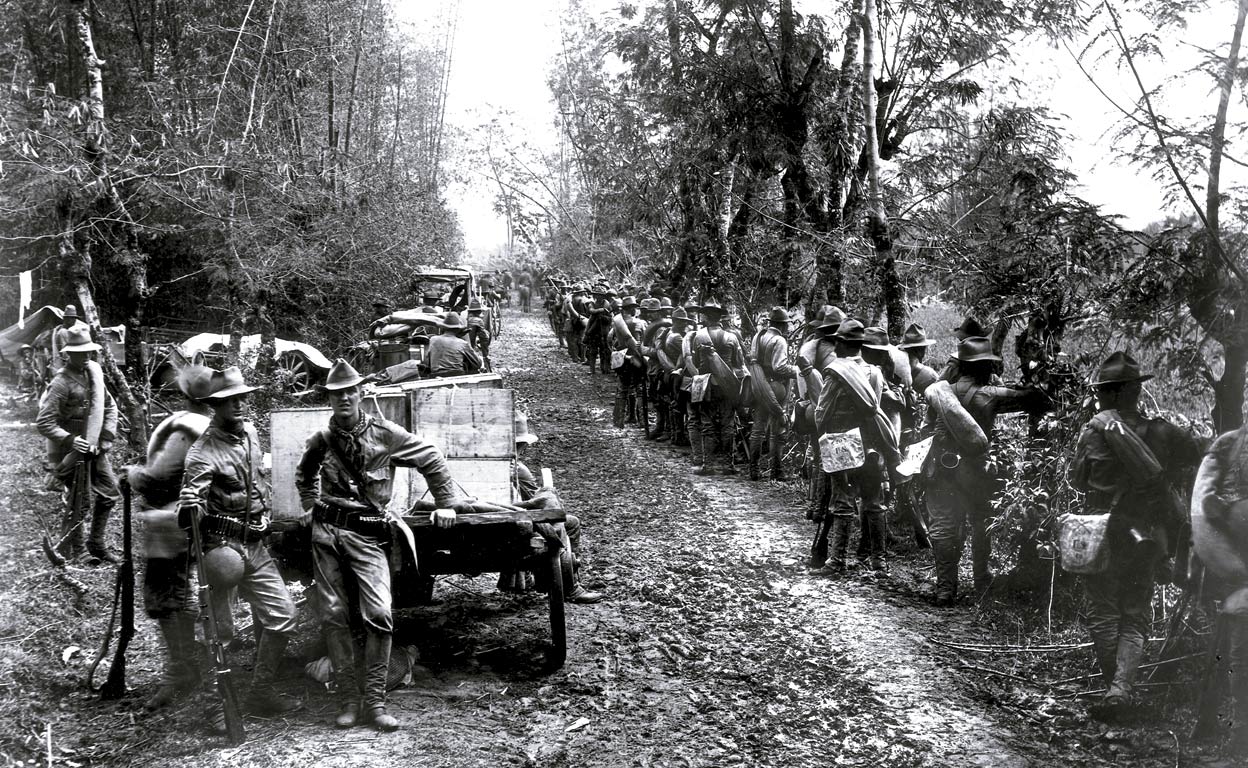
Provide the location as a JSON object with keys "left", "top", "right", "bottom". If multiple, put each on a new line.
{"left": 313, "top": 503, "right": 390, "bottom": 539}
{"left": 201, "top": 514, "right": 267, "bottom": 543}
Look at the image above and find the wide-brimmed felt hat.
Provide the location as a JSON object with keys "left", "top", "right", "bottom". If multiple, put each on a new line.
{"left": 439, "top": 312, "right": 468, "bottom": 332}
{"left": 640, "top": 298, "right": 661, "bottom": 312}
{"left": 468, "top": 297, "right": 484, "bottom": 312}
{"left": 177, "top": 363, "right": 216, "bottom": 401}
{"left": 957, "top": 336, "right": 1000, "bottom": 363}
{"left": 698, "top": 299, "right": 727, "bottom": 316}
{"left": 834, "top": 319, "right": 866, "bottom": 344}
{"left": 621, "top": 296, "right": 639, "bottom": 310}
{"left": 953, "top": 316, "right": 987, "bottom": 340}
{"left": 514, "top": 411, "right": 539, "bottom": 445}
{"left": 205, "top": 366, "right": 258, "bottom": 401}
{"left": 897, "top": 322, "right": 936, "bottom": 349}
{"left": 60, "top": 327, "right": 101, "bottom": 353}
{"left": 672, "top": 307, "right": 691, "bottom": 324}
{"left": 862, "top": 326, "right": 891, "bottom": 350}
{"left": 658, "top": 297, "right": 673, "bottom": 309}
{"left": 318, "top": 358, "right": 367, "bottom": 392}
{"left": 574, "top": 284, "right": 590, "bottom": 294}
{"left": 1091, "top": 350, "right": 1154, "bottom": 387}
{"left": 63, "top": 305, "right": 79, "bottom": 319}
{"left": 767, "top": 307, "right": 790, "bottom": 326}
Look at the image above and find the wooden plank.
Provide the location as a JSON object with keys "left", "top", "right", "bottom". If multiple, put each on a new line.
{"left": 269, "top": 408, "right": 329, "bottom": 520}
{"left": 370, "top": 372, "right": 502, "bottom": 397}
{"left": 388, "top": 458, "right": 514, "bottom": 513}
{"left": 410, "top": 388, "right": 514, "bottom": 459}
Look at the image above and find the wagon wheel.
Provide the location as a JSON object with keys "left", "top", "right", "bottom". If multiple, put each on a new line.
{"left": 275, "top": 352, "right": 315, "bottom": 392}
{"left": 546, "top": 550, "right": 566, "bottom": 667}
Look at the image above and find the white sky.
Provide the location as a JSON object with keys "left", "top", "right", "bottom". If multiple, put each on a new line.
{"left": 400, "top": 0, "right": 1241, "bottom": 254}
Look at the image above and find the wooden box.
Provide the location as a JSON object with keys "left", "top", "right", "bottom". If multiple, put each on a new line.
{"left": 409, "top": 388, "right": 514, "bottom": 459}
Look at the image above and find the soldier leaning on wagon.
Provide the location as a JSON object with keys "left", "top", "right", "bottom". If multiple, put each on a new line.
{"left": 177, "top": 366, "right": 303, "bottom": 717}
{"left": 295, "top": 359, "right": 475, "bottom": 731}
{"left": 608, "top": 296, "right": 650, "bottom": 429}
{"left": 924, "top": 337, "right": 1051, "bottom": 606}
{"left": 512, "top": 412, "right": 603, "bottom": 604}
{"left": 427, "top": 312, "right": 483, "bottom": 378}
{"left": 747, "top": 308, "right": 798, "bottom": 482}
{"left": 1070, "top": 351, "right": 1201, "bottom": 721}
{"left": 689, "top": 299, "right": 746, "bottom": 476}
{"left": 36, "top": 326, "right": 120, "bottom": 563}
{"left": 807, "top": 320, "right": 901, "bottom": 575}
{"left": 127, "top": 362, "right": 214, "bottom": 714}
{"left": 640, "top": 298, "right": 673, "bottom": 440}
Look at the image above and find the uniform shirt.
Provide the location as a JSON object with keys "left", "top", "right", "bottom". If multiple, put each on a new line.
{"left": 427, "top": 333, "right": 483, "bottom": 377}
{"left": 752, "top": 328, "right": 796, "bottom": 381}
{"left": 1071, "top": 410, "right": 1201, "bottom": 516}
{"left": 814, "top": 355, "right": 882, "bottom": 434}
{"left": 928, "top": 375, "right": 1049, "bottom": 445}
{"left": 181, "top": 420, "right": 269, "bottom": 523}
{"left": 798, "top": 336, "right": 837, "bottom": 375}
{"left": 692, "top": 323, "right": 745, "bottom": 374}
{"left": 910, "top": 360, "right": 939, "bottom": 394}
{"left": 514, "top": 460, "right": 541, "bottom": 501}
{"left": 36, "top": 364, "right": 119, "bottom": 456}
{"left": 643, "top": 319, "right": 672, "bottom": 374}
{"left": 609, "top": 315, "right": 649, "bottom": 366}
{"left": 660, "top": 328, "right": 686, "bottom": 373}
{"left": 295, "top": 414, "right": 457, "bottom": 511}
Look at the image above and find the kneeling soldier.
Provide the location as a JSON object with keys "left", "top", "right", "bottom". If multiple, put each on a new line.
{"left": 296, "top": 360, "right": 471, "bottom": 731}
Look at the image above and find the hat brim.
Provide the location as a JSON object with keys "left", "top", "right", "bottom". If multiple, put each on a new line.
{"left": 862, "top": 343, "right": 891, "bottom": 350}
{"left": 1091, "top": 373, "right": 1154, "bottom": 386}
{"left": 516, "top": 434, "right": 539, "bottom": 445}
{"left": 958, "top": 352, "right": 1001, "bottom": 363}
{"left": 897, "top": 340, "right": 936, "bottom": 349}
{"left": 205, "top": 383, "right": 259, "bottom": 401}
{"left": 61, "top": 342, "right": 101, "bottom": 353}
{"left": 318, "top": 377, "right": 366, "bottom": 392}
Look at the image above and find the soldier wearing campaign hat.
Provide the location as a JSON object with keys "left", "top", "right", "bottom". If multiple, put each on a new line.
{"left": 609, "top": 296, "right": 649, "bottom": 428}
{"left": 689, "top": 299, "right": 746, "bottom": 475}
{"left": 662, "top": 307, "right": 695, "bottom": 447}
{"left": 36, "top": 326, "right": 120, "bottom": 562}
{"left": 295, "top": 359, "right": 473, "bottom": 731}
{"left": 747, "top": 308, "right": 798, "bottom": 481}
{"left": 50, "top": 304, "right": 89, "bottom": 370}
{"left": 583, "top": 284, "right": 614, "bottom": 374}
{"left": 562, "top": 284, "right": 590, "bottom": 364}
{"left": 639, "top": 298, "right": 673, "bottom": 440}
{"left": 427, "top": 313, "right": 483, "bottom": 378}
{"left": 178, "top": 366, "right": 303, "bottom": 719}
{"left": 898, "top": 322, "right": 939, "bottom": 394}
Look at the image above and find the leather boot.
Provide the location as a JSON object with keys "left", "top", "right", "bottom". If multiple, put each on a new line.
{"left": 648, "top": 407, "right": 666, "bottom": 441}
{"left": 809, "top": 516, "right": 832, "bottom": 570}
{"left": 672, "top": 411, "right": 690, "bottom": 446}
{"left": 1107, "top": 635, "right": 1144, "bottom": 701}
{"left": 88, "top": 498, "right": 119, "bottom": 563}
{"left": 246, "top": 632, "right": 303, "bottom": 715}
{"left": 932, "top": 538, "right": 960, "bottom": 606}
{"left": 769, "top": 438, "right": 786, "bottom": 481}
{"left": 806, "top": 471, "right": 828, "bottom": 521}
{"left": 326, "top": 628, "right": 359, "bottom": 727}
{"left": 145, "top": 614, "right": 200, "bottom": 711}
{"left": 855, "top": 509, "right": 869, "bottom": 570}
{"left": 363, "top": 633, "right": 394, "bottom": 720}
{"left": 689, "top": 424, "right": 705, "bottom": 467}
{"left": 866, "top": 511, "right": 888, "bottom": 573}
{"left": 747, "top": 430, "right": 764, "bottom": 481}
{"left": 626, "top": 394, "right": 638, "bottom": 425}
{"left": 612, "top": 394, "right": 626, "bottom": 428}
{"left": 828, "top": 517, "right": 852, "bottom": 572}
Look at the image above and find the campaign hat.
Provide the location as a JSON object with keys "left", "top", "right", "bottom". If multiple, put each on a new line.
{"left": 63, "top": 305, "right": 79, "bottom": 319}
{"left": 897, "top": 323, "right": 936, "bottom": 349}
{"left": 953, "top": 316, "right": 988, "bottom": 340}
{"left": 767, "top": 307, "right": 791, "bottom": 326}
{"left": 60, "top": 326, "right": 101, "bottom": 353}
{"left": 1091, "top": 350, "right": 1154, "bottom": 387}
{"left": 514, "top": 411, "right": 539, "bottom": 445}
{"left": 671, "top": 307, "right": 691, "bottom": 324}
{"left": 468, "top": 296, "right": 485, "bottom": 312}
{"left": 862, "top": 326, "right": 892, "bottom": 350}
{"left": 204, "top": 366, "right": 258, "bottom": 401}
{"left": 640, "top": 298, "right": 661, "bottom": 313}
{"left": 658, "top": 297, "right": 674, "bottom": 310}
{"left": 698, "top": 299, "right": 727, "bottom": 316}
{"left": 833, "top": 319, "right": 866, "bottom": 343}
{"left": 956, "top": 336, "right": 1001, "bottom": 363}
{"left": 318, "top": 358, "right": 367, "bottom": 392}
{"left": 439, "top": 312, "right": 468, "bottom": 332}
{"left": 176, "top": 363, "right": 216, "bottom": 401}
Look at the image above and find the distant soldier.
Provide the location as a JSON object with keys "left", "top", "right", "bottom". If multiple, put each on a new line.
{"left": 661, "top": 308, "right": 694, "bottom": 447}
{"left": 17, "top": 344, "right": 43, "bottom": 399}
{"left": 128, "top": 362, "right": 213, "bottom": 714}
{"left": 690, "top": 299, "right": 745, "bottom": 476}
{"left": 545, "top": 280, "right": 568, "bottom": 348}
{"left": 748, "top": 308, "right": 797, "bottom": 481}
{"left": 296, "top": 359, "right": 473, "bottom": 731}
{"left": 563, "top": 284, "right": 589, "bottom": 364}
{"left": 518, "top": 274, "right": 532, "bottom": 313}
{"left": 1071, "top": 351, "right": 1201, "bottom": 721}
{"left": 418, "top": 292, "right": 443, "bottom": 313}
{"left": 925, "top": 337, "right": 1050, "bottom": 604}
{"left": 427, "top": 313, "right": 483, "bottom": 378}
{"left": 466, "top": 297, "right": 492, "bottom": 371}
{"left": 178, "top": 366, "right": 303, "bottom": 716}
{"left": 36, "top": 326, "right": 120, "bottom": 562}
{"left": 50, "top": 305, "right": 89, "bottom": 371}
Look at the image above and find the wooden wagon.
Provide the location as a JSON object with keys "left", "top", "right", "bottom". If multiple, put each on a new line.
{"left": 269, "top": 378, "right": 569, "bottom": 665}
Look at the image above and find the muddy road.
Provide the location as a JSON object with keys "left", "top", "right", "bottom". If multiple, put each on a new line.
{"left": 0, "top": 307, "right": 1190, "bottom": 767}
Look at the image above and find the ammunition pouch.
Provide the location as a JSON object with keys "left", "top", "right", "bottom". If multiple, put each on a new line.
{"left": 200, "top": 514, "right": 267, "bottom": 544}
{"left": 313, "top": 501, "right": 391, "bottom": 540}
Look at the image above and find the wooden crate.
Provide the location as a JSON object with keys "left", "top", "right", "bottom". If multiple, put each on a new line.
{"left": 371, "top": 372, "right": 502, "bottom": 397}
{"left": 409, "top": 388, "right": 514, "bottom": 459}
{"left": 389, "top": 458, "right": 514, "bottom": 511}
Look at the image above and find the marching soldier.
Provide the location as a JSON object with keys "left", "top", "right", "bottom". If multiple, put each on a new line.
{"left": 797, "top": 311, "right": 843, "bottom": 521}
{"left": 690, "top": 299, "right": 745, "bottom": 476}
{"left": 1070, "top": 351, "right": 1201, "bottom": 720}
{"left": 898, "top": 322, "right": 939, "bottom": 395}
{"left": 178, "top": 366, "right": 303, "bottom": 716}
{"left": 640, "top": 298, "right": 672, "bottom": 440}
{"left": 747, "top": 308, "right": 797, "bottom": 481}
{"left": 427, "top": 313, "right": 483, "bottom": 378}
{"left": 609, "top": 296, "right": 648, "bottom": 428}
{"left": 662, "top": 308, "right": 694, "bottom": 448}
{"left": 466, "top": 297, "right": 492, "bottom": 372}
{"left": 583, "top": 285, "right": 614, "bottom": 374}
{"left": 563, "top": 284, "right": 589, "bottom": 364}
{"left": 36, "top": 326, "right": 120, "bottom": 562}
{"left": 924, "top": 337, "right": 1050, "bottom": 604}
{"left": 296, "top": 359, "right": 473, "bottom": 731}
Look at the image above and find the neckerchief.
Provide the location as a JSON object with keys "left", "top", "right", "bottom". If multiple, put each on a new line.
{"left": 329, "top": 413, "right": 373, "bottom": 476}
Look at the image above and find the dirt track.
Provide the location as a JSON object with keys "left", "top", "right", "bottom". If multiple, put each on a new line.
{"left": 0, "top": 306, "right": 1195, "bottom": 767}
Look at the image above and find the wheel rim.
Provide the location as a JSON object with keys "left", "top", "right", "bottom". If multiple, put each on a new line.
{"left": 276, "top": 354, "right": 311, "bottom": 392}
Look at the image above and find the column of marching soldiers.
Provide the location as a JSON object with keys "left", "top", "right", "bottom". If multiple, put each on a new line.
{"left": 537, "top": 275, "right": 1248, "bottom": 741}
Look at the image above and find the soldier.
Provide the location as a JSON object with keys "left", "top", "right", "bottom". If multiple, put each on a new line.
{"left": 518, "top": 277, "right": 532, "bottom": 314}
{"left": 609, "top": 296, "right": 648, "bottom": 428}
{"left": 797, "top": 311, "right": 843, "bottom": 521}
{"left": 583, "top": 285, "right": 613, "bottom": 374}
{"left": 36, "top": 326, "right": 120, "bottom": 562}
{"left": 798, "top": 306, "right": 845, "bottom": 371}
{"left": 178, "top": 366, "right": 303, "bottom": 716}
{"left": 418, "top": 292, "right": 443, "bottom": 313}
{"left": 748, "top": 308, "right": 797, "bottom": 481}
{"left": 128, "top": 362, "right": 214, "bottom": 713}
{"left": 660, "top": 308, "right": 693, "bottom": 448}
{"left": 925, "top": 337, "right": 1050, "bottom": 605}
{"left": 545, "top": 280, "right": 568, "bottom": 349}
{"left": 1070, "top": 351, "right": 1201, "bottom": 720}
{"left": 808, "top": 320, "right": 901, "bottom": 575}
{"left": 296, "top": 359, "right": 473, "bottom": 730}
{"left": 563, "top": 285, "right": 589, "bottom": 364}
{"left": 898, "top": 322, "right": 939, "bottom": 395}
{"left": 690, "top": 299, "right": 745, "bottom": 476}
{"left": 17, "top": 344, "right": 43, "bottom": 400}
{"left": 50, "top": 305, "right": 89, "bottom": 371}
{"left": 466, "top": 297, "right": 492, "bottom": 371}
{"left": 427, "top": 313, "right": 483, "bottom": 378}
{"left": 640, "top": 298, "right": 673, "bottom": 440}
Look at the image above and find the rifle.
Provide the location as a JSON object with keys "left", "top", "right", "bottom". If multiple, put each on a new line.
{"left": 88, "top": 476, "right": 135, "bottom": 698}
{"left": 187, "top": 504, "right": 246, "bottom": 745}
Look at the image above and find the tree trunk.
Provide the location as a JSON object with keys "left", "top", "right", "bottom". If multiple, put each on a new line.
{"left": 1213, "top": 338, "right": 1247, "bottom": 432}
{"left": 860, "top": 0, "right": 907, "bottom": 338}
